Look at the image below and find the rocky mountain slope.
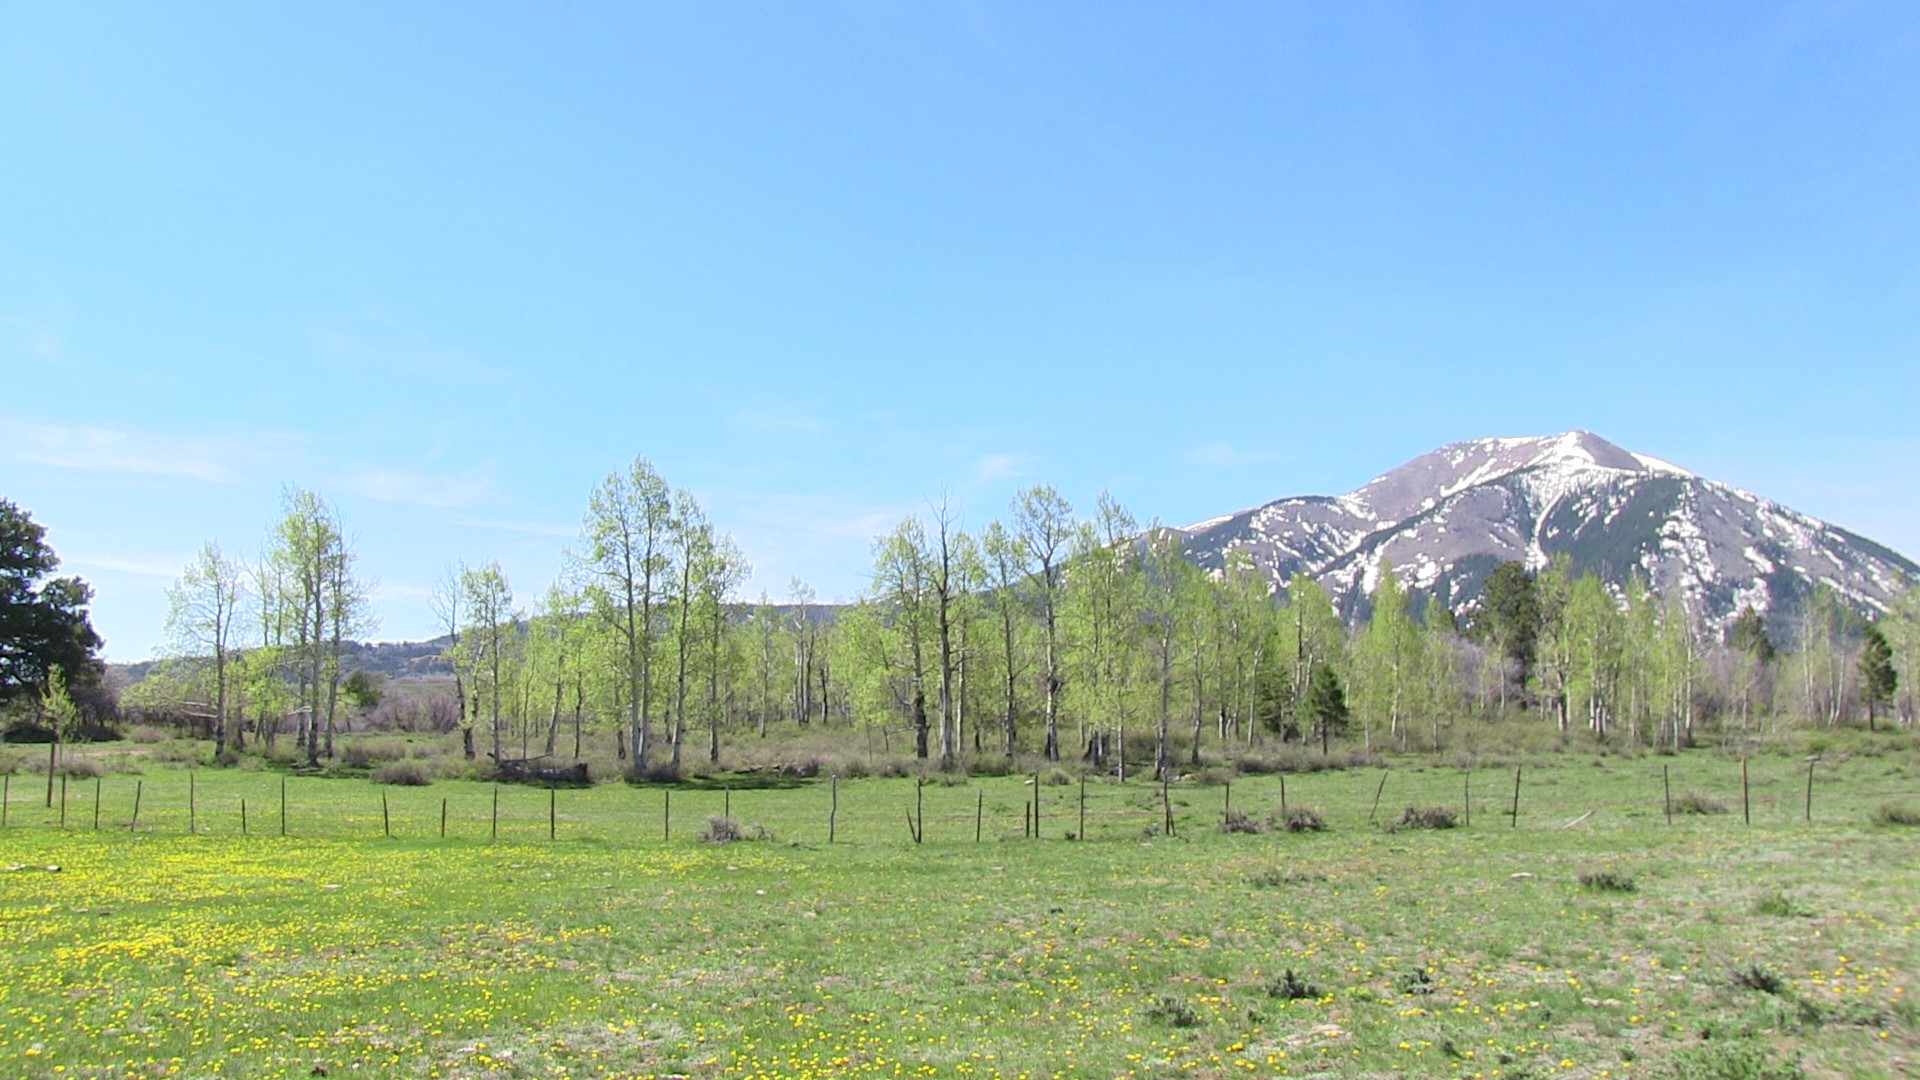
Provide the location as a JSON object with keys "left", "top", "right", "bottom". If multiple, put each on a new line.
{"left": 1176, "top": 431, "right": 1916, "bottom": 636}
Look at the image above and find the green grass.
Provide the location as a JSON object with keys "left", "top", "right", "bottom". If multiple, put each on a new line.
{"left": 0, "top": 748, "right": 1915, "bottom": 1078}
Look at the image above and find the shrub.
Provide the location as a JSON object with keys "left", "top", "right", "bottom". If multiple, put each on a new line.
{"left": 1672, "top": 790, "right": 1728, "bottom": 815}
{"left": 57, "top": 757, "right": 104, "bottom": 779}
{"left": 966, "top": 754, "right": 1014, "bottom": 778}
{"left": 1197, "top": 765, "right": 1237, "bottom": 786}
{"left": 1394, "top": 967, "right": 1436, "bottom": 996}
{"left": 1278, "top": 806, "right": 1327, "bottom": 833}
{"left": 1042, "top": 767, "right": 1075, "bottom": 787}
{"left": 931, "top": 769, "right": 971, "bottom": 787}
{"left": 1578, "top": 870, "right": 1638, "bottom": 893}
{"left": 152, "top": 740, "right": 208, "bottom": 765}
{"left": 0, "top": 747, "right": 23, "bottom": 775}
{"left": 128, "top": 725, "right": 169, "bottom": 744}
{"left": 340, "top": 739, "right": 408, "bottom": 769}
{"left": 1728, "top": 961, "right": 1788, "bottom": 995}
{"left": 1145, "top": 994, "right": 1200, "bottom": 1028}
{"left": 1392, "top": 806, "right": 1458, "bottom": 831}
{"left": 1870, "top": 801, "right": 1920, "bottom": 826}
{"left": 1220, "top": 809, "right": 1265, "bottom": 834}
{"left": 626, "top": 760, "right": 684, "bottom": 784}
{"left": 837, "top": 758, "right": 871, "bottom": 780}
{"left": 262, "top": 741, "right": 304, "bottom": 766}
{"left": 1264, "top": 968, "right": 1318, "bottom": 1000}
{"left": 371, "top": 759, "right": 434, "bottom": 786}
{"left": 700, "top": 815, "right": 744, "bottom": 844}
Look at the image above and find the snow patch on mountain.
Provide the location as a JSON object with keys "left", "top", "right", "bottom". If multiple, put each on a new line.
{"left": 1176, "top": 431, "right": 1917, "bottom": 634}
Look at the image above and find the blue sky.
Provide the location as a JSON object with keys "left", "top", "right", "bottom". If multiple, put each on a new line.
{"left": 4, "top": 2, "right": 1917, "bottom": 660}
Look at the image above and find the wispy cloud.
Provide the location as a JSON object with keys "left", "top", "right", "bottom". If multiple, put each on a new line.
{"left": 968, "top": 453, "right": 1026, "bottom": 487}
{"left": 0, "top": 417, "right": 270, "bottom": 481}
{"left": 341, "top": 467, "right": 493, "bottom": 509}
{"left": 66, "top": 553, "right": 188, "bottom": 581}
{"left": 1187, "top": 440, "right": 1273, "bottom": 469}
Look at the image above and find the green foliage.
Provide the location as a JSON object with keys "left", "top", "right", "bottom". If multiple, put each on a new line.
{"left": 1300, "top": 663, "right": 1349, "bottom": 746}
{"left": 342, "top": 670, "right": 386, "bottom": 712}
{"left": 1858, "top": 623, "right": 1897, "bottom": 719}
{"left": 1475, "top": 560, "right": 1540, "bottom": 672}
{"left": 0, "top": 500, "right": 103, "bottom": 703}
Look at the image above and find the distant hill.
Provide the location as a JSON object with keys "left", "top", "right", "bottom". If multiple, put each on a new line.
{"left": 1177, "top": 430, "right": 1916, "bottom": 636}
{"left": 109, "top": 636, "right": 454, "bottom": 691}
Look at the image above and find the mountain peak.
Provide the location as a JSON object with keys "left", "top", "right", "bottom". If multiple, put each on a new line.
{"left": 1176, "top": 432, "right": 1912, "bottom": 634}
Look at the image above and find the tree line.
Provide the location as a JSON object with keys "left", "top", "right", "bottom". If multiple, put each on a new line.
{"left": 95, "top": 459, "right": 1920, "bottom": 776}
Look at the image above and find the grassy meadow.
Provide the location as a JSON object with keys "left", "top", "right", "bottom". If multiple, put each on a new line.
{"left": 1, "top": 737, "right": 1917, "bottom": 1079}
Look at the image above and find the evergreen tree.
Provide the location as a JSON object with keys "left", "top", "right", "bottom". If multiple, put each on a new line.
{"left": 1473, "top": 561, "right": 1539, "bottom": 710}
{"left": 1301, "top": 663, "right": 1349, "bottom": 755}
{"left": 1859, "top": 623, "right": 1896, "bottom": 730}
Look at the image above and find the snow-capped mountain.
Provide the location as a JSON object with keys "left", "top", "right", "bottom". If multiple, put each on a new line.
{"left": 1177, "top": 431, "right": 1917, "bottom": 635}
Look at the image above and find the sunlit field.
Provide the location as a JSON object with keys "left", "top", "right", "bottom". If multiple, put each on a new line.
{"left": 2, "top": 744, "right": 1916, "bottom": 1079}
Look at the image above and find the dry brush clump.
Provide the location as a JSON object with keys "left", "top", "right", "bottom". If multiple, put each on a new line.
{"left": 1277, "top": 806, "right": 1328, "bottom": 833}
{"left": 1219, "top": 808, "right": 1264, "bottom": 834}
{"left": 697, "top": 815, "right": 772, "bottom": 844}
{"left": 1577, "top": 869, "right": 1638, "bottom": 893}
{"left": 1671, "top": 790, "right": 1728, "bottom": 815}
{"left": 1390, "top": 805, "right": 1458, "bottom": 831}
{"left": 1263, "top": 968, "right": 1318, "bottom": 1000}
{"left": 1870, "top": 801, "right": 1920, "bottom": 826}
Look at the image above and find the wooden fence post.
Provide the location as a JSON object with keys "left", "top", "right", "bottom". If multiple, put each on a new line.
{"left": 382, "top": 792, "right": 391, "bottom": 838}
{"left": 976, "top": 788, "right": 984, "bottom": 843}
{"left": 1741, "top": 758, "right": 1750, "bottom": 825}
{"left": 829, "top": 775, "right": 838, "bottom": 843}
{"left": 1805, "top": 758, "right": 1816, "bottom": 823}
{"left": 1664, "top": 765, "right": 1673, "bottom": 825}
{"left": 280, "top": 775, "right": 287, "bottom": 837}
{"left": 440, "top": 797, "right": 447, "bottom": 839}
{"left": 1510, "top": 766, "right": 1522, "bottom": 828}
{"left": 1161, "top": 772, "right": 1172, "bottom": 837}
{"left": 1033, "top": 774, "right": 1042, "bottom": 839}
{"left": 1078, "top": 776, "right": 1086, "bottom": 841}
{"left": 549, "top": 788, "right": 557, "bottom": 841}
{"left": 94, "top": 776, "right": 102, "bottom": 830}
{"left": 130, "top": 780, "right": 144, "bottom": 831}
{"left": 241, "top": 798, "right": 248, "bottom": 836}
{"left": 1368, "top": 768, "right": 1389, "bottom": 826}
